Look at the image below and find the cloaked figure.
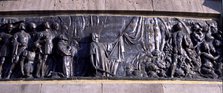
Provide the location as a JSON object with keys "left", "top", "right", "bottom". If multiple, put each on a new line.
{"left": 0, "top": 24, "right": 13, "bottom": 78}
{"left": 7, "top": 22, "right": 31, "bottom": 79}
{"left": 90, "top": 33, "right": 110, "bottom": 77}
{"left": 57, "top": 35, "right": 77, "bottom": 78}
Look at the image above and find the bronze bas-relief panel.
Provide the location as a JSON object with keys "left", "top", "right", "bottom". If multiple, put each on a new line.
{"left": 0, "top": 16, "right": 222, "bottom": 80}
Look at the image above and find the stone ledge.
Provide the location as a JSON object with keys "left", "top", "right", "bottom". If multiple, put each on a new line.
{"left": 0, "top": 80, "right": 222, "bottom": 93}
{"left": 0, "top": 11, "right": 220, "bottom": 19}
{"left": 0, "top": 80, "right": 222, "bottom": 84}
{"left": 0, "top": 0, "right": 221, "bottom": 14}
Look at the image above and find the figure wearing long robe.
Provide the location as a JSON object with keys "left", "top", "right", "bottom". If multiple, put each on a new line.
{"left": 57, "top": 35, "right": 77, "bottom": 78}
{"left": 90, "top": 33, "right": 110, "bottom": 77}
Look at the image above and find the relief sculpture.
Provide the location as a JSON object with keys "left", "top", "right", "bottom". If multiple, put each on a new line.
{"left": 0, "top": 16, "right": 221, "bottom": 80}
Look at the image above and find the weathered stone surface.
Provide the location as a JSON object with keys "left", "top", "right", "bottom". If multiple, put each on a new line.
{"left": 41, "top": 83, "right": 102, "bottom": 93}
{"left": 0, "top": 84, "right": 41, "bottom": 93}
{"left": 0, "top": 84, "right": 22, "bottom": 93}
{"left": 105, "top": 0, "right": 153, "bottom": 10}
{"left": 163, "top": 84, "right": 223, "bottom": 93}
{"left": 103, "top": 84, "right": 163, "bottom": 93}
{"left": 41, "top": 84, "right": 69, "bottom": 93}
{"left": 54, "top": 0, "right": 106, "bottom": 10}
{"left": 0, "top": 0, "right": 54, "bottom": 11}
{"left": 67, "top": 84, "right": 102, "bottom": 93}
{"left": 0, "top": 0, "right": 221, "bottom": 14}
{"left": 0, "top": 80, "right": 222, "bottom": 93}
{"left": 152, "top": 0, "right": 221, "bottom": 14}
{"left": 153, "top": 0, "right": 175, "bottom": 12}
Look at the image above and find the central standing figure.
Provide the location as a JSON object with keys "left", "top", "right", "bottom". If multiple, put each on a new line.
{"left": 90, "top": 33, "right": 110, "bottom": 77}
{"left": 57, "top": 35, "right": 77, "bottom": 78}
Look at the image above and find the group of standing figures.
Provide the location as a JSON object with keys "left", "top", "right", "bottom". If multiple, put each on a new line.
{"left": 0, "top": 21, "right": 78, "bottom": 79}
{"left": 0, "top": 16, "right": 222, "bottom": 80}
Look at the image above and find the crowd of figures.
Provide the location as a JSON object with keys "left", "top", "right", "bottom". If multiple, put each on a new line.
{"left": 0, "top": 21, "right": 78, "bottom": 79}
{"left": 88, "top": 17, "right": 223, "bottom": 79}
{"left": 0, "top": 16, "right": 222, "bottom": 80}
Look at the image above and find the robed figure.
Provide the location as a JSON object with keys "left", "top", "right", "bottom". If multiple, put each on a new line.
{"left": 57, "top": 35, "right": 77, "bottom": 78}
{"left": 90, "top": 33, "right": 110, "bottom": 77}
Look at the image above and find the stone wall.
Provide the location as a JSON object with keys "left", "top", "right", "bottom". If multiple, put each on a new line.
{"left": 0, "top": 80, "right": 222, "bottom": 93}
{"left": 0, "top": 0, "right": 221, "bottom": 14}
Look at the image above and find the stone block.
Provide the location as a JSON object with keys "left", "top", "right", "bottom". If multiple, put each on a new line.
{"left": 153, "top": 0, "right": 204, "bottom": 13}
{"left": 68, "top": 83, "right": 102, "bottom": 93}
{"left": 103, "top": 83, "right": 163, "bottom": 93}
{"left": 54, "top": 0, "right": 105, "bottom": 10}
{"left": 105, "top": 0, "right": 153, "bottom": 11}
{"left": 0, "top": 0, "right": 221, "bottom": 14}
{"left": 41, "top": 84, "right": 69, "bottom": 93}
{"left": 0, "top": 84, "right": 41, "bottom": 93}
{"left": 0, "top": 80, "right": 222, "bottom": 93}
{"left": 163, "top": 84, "right": 223, "bottom": 93}
{"left": 41, "top": 83, "right": 102, "bottom": 93}
{"left": 0, "top": 0, "right": 55, "bottom": 11}
{"left": 153, "top": 0, "right": 173, "bottom": 12}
